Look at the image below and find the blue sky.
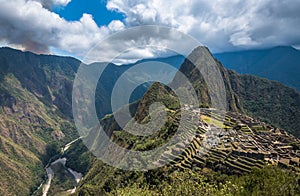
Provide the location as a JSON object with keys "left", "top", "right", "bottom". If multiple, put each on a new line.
{"left": 53, "top": 0, "right": 124, "bottom": 26}
{"left": 0, "top": 0, "right": 300, "bottom": 62}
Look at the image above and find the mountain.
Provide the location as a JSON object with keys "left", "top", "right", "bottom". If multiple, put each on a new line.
{"left": 134, "top": 55, "right": 185, "bottom": 69}
{"left": 214, "top": 46, "right": 300, "bottom": 91}
{"left": 95, "top": 54, "right": 184, "bottom": 118}
{"left": 0, "top": 47, "right": 183, "bottom": 195}
{"left": 1, "top": 46, "right": 299, "bottom": 195}
{"left": 179, "top": 47, "right": 300, "bottom": 137}
{"left": 77, "top": 46, "right": 300, "bottom": 195}
{"left": 0, "top": 47, "right": 82, "bottom": 195}
{"left": 0, "top": 47, "right": 184, "bottom": 118}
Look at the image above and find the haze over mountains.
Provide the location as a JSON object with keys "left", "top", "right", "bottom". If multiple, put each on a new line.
{"left": 0, "top": 46, "right": 299, "bottom": 195}
{"left": 214, "top": 46, "right": 300, "bottom": 91}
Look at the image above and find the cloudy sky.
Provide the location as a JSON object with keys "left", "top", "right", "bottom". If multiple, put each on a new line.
{"left": 1, "top": 0, "right": 300, "bottom": 62}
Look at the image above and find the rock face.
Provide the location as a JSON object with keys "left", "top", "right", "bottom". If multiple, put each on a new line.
{"left": 173, "top": 46, "right": 244, "bottom": 112}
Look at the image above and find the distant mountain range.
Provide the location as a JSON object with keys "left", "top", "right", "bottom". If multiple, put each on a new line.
{"left": 214, "top": 46, "right": 300, "bottom": 91}
{"left": 0, "top": 46, "right": 299, "bottom": 195}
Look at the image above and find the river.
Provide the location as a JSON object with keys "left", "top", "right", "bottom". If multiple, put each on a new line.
{"left": 33, "top": 137, "right": 83, "bottom": 196}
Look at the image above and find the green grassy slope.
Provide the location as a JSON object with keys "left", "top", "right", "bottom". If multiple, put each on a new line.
{"left": 0, "top": 74, "right": 76, "bottom": 195}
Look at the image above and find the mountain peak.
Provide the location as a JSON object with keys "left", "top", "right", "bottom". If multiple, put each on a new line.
{"left": 272, "top": 45, "right": 297, "bottom": 50}
{"left": 186, "top": 46, "right": 211, "bottom": 61}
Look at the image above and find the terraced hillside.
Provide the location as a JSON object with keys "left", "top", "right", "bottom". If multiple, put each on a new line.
{"left": 109, "top": 102, "right": 300, "bottom": 175}
{"left": 78, "top": 102, "right": 300, "bottom": 195}
{"left": 77, "top": 90, "right": 300, "bottom": 195}
{"left": 160, "top": 106, "right": 300, "bottom": 174}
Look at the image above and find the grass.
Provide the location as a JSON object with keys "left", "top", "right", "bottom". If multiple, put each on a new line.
{"left": 201, "top": 115, "right": 229, "bottom": 129}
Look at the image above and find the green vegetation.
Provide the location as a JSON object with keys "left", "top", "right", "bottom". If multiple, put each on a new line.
{"left": 42, "top": 142, "right": 60, "bottom": 165}
{"left": 229, "top": 166, "right": 300, "bottom": 195}
{"left": 112, "top": 108, "right": 180, "bottom": 152}
{"left": 201, "top": 115, "right": 230, "bottom": 128}
{"left": 64, "top": 140, "right": 94, "bottom": 174}
{"left": 47, "top": 163, "right": 75, "bottom": 195}
{"left": 78, "top": 162, "right": 299, "bottom": 196}
{"left": 1, "top": 46, "right": 300, "bottom": 195}
{"left": 0, "top": 49, "right": 79, "bottom": 195}
{"left": 230, "top": 72, "right": 300, "bottom": 137}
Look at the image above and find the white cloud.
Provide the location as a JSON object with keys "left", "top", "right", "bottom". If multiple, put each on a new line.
{"left": 107, "top": 0, "right": 300, "bottom": 52}
{"left": 82, "top": 26, "right": 200, "bottom": 65}
{"left": 0, "top": 0, "right": 111, "bottom": 57}
{"left": 1, "top": 0, "right": 300, "bottom": 62}
{"left": 32, "top": 0, "right": 71, "bottom": 9}
{"left": 230, "top": 32, "right": 259, "bottom": 46}
{"left": 108, "top": 20, "right": 125, "bottom": 32}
